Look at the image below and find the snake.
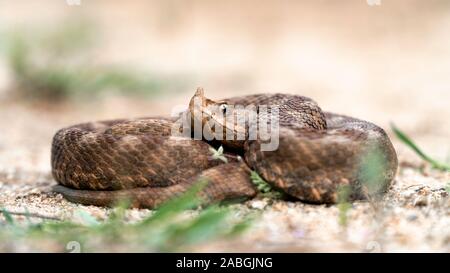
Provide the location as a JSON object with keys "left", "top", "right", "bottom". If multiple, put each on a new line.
{"left": 51, "top": 88, "right": 398, "bottom": 208}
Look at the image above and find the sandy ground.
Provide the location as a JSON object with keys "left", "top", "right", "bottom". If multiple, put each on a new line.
{"left": 0, "top": 96, "right": 448, "bottom": 252}
{"left": 0, "top": 1, "right": 449, "bottom": 252}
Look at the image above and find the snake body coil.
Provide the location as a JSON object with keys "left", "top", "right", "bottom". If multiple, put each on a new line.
{"left": 52, "top": 89, "right": 398, "bottom": 207}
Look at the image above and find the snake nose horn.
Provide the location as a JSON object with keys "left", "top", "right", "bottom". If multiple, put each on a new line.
{"left": 195, "top": 87, "right": 204, "bottom": 97}
{"left": 190, "top": 87, "right": 206, "bottom": 109}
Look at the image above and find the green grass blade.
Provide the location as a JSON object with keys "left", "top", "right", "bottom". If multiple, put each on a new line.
{"left": 337, "top": 185, "right": 352, "bottom": 227}
{"left": 168, "top": 207, "right": 229, "bottom": 246}
{"left": 391, "top": 123, "right": 450, "bottom": 171}
{"left": 0, "top": 208, "right": 15, "bottom": 225}
{"left": 139, "top": 179, "right": 208, "bottom": 226}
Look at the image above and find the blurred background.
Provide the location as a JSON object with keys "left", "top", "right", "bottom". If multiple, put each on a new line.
{"left": 0, "top": 0, "right": 449, "bottom": 252}
{"left": 1, "top": 0, "right": 450, "bottom": 186}
{"left": 0, "top": 0, "right": 449, "bottom": 149}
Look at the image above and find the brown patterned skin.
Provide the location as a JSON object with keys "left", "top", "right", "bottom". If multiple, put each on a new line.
{"left": 53, "top": 162, "right": 255, "bottom": 208}
{"left": 52, "top": 88, "right": 398, "bottom": 207}
{"left": 52, "top": 117, "right": 257, "bottom": 207}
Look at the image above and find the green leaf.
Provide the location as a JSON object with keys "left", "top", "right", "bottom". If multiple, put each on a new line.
{"left": 250, "top": 171, "right": 284, "bottom": 198}
{"left": 209, "top": 146, "right": 228, "bottom": 163}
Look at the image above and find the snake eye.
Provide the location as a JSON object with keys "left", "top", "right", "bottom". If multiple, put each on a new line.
{"left": 219, "top": 103, "right": 228, "bottom": 114}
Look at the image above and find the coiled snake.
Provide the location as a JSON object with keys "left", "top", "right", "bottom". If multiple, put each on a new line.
{"left": 51, "top": 88, "right": 398, "bottom": 208}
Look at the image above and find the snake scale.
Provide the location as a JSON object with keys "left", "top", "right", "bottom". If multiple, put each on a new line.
{"left": 51, "top": 88, "right": 398, "bottom": 208}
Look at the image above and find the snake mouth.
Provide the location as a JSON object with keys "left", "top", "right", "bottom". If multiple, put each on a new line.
{"left": 189, "top": 87, "right": 248, "bottom": 141}
{"left": 208, "top": 113, "right": 247, "bottom": 137}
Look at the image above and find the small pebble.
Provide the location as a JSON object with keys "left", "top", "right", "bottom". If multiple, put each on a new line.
{"left": 413, "top": 196, "right": 428, "bottom": 207}
{"left": 248, "top": 200, "right": 268, "bottom": 210}
{"left": 406, "top": 214, "right": 418, "bottom": 222}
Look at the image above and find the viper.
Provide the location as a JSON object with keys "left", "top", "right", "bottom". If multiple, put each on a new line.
{"left": 51, "top": 88, "right": 398, "bottom": 208}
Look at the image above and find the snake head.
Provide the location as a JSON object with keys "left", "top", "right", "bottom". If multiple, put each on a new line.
{"left": 189, "top": 87, "right": 217, "bottom": 124}
{"left": 188, "top": 88, "right": 247, "bottom": 145}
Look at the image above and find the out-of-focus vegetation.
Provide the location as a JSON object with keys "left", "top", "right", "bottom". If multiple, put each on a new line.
{"left": 359, "top": 146, "right": 390, "bottom": 197}
{"left": 250, "top": 171, "right": 285, "bottom": 199}
{"left": 338, "top": 146, "right": 390, "bottom": 228}
{"left": 3, "top": 21, "right": 190, "bottom": 101}
{"left": 391, "top": 124, "right": 450, "bottom": 172}
{"left": 0, "top": 183, "right": 254, "bottom": 252}
{"left": 337, "top": 185, "right": 352, "bottom": 228}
